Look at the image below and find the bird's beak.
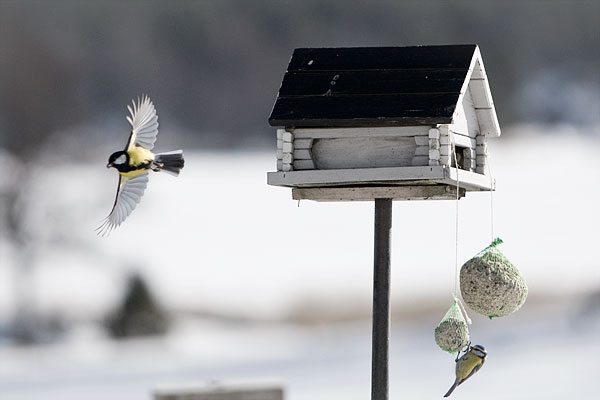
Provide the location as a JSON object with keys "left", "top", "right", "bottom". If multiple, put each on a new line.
{"left": 106, "top": 163, "right": 112, "bottom": 168}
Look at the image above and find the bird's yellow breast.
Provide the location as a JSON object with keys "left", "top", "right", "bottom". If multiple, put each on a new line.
{"left": 128, "top": 145, "right": 155, "bottom": 166}
{"left": 118, "top": 145, "right": 155, "bottom": 178}
{"left": 456, "top": 353, "right": 483, "bottom": 380}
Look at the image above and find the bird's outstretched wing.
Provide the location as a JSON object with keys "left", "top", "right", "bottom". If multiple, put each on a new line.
{"left": 125, "top": 95, "right": 159, "bottom": 151}
{"left": 96, "top": 172, "right": 149, "bottom": 236}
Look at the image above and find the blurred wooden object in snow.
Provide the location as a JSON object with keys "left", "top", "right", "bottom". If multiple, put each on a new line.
{"left": 154, "top": 382, "right": 284, "bottom": 400}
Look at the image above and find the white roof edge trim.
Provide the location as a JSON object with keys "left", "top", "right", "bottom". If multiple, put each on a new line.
{"left": 453, "top": 46, "right": 501, "bottom": 137}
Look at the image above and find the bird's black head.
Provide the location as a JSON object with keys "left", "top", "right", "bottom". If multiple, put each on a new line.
{"left": 107, "top": 151, "right": 129, "bottom": 169}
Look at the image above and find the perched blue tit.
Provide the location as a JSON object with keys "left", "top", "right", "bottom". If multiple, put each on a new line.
{"left": 97, "top": 95, "right": 184, "bottom": 236}
{"left": 443, "top": 344, "right": 487, "bottom": 397}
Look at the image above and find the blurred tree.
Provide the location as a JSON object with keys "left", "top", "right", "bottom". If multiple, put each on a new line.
{"left": 1, "top": 0, "right": 598, "bottom": 151}
{"left": 106, "top": 273, "right": 170, "bottom": 338}
{"left": 0, "top": 5, "right": 87, "bottom": 343}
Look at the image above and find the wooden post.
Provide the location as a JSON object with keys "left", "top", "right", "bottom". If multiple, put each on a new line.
{"left": 372, "top": 198, "right": 392, "bottom": 400}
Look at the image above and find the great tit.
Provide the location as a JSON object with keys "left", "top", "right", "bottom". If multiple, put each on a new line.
{"left": 443, "top": 344, "right": 487, "bottom": 397}
{"left": 97, "top": 95, "right": 184, "bottom": 236}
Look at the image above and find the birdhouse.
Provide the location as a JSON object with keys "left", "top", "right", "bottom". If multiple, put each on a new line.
{"left": 267, "top": 45, "right": 500, "bottom": 201}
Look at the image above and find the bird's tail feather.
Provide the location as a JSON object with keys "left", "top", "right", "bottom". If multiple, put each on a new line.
{"left": 443, "top": 381, "right": 458, "bottom": 398}
{"left": 154, "top": 150, "right": 184, "bottom": 176}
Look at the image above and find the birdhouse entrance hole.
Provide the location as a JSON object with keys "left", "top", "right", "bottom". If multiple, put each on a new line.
{"left": 453, "top": 146, "right": 470, "bottom": 171}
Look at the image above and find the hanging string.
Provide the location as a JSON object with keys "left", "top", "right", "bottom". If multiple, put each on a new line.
{"left": 487, "top": 154, "right": 495, "bottom": 242}
{"left": 450, "top": 132, "right": 460, "bottom": 296}
{"left": 450, "top": 131, "right": 471, "bottom": 325}
{"left": 456, "top": 294, "right": 471, "bottom": 324}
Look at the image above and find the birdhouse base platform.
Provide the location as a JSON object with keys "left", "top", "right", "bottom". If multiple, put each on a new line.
{"left": 268, "top": 165, "right": 492, "bottom": 201}
{"left": 292, "top": 185, "right": 466, "bottom": 202}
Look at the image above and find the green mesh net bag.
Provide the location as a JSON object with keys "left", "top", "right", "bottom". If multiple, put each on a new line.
{"left": 460, "top": 238, "right": 527, "bottom": 319}
{"left": 435, "top": 296, "right": 470, "bottom": 354}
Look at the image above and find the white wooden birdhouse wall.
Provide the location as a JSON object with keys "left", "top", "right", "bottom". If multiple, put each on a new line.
{"left": 267, "top": 45, "right": 500, "bottom": 201}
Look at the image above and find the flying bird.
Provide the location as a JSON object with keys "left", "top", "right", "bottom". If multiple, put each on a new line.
{"left": 97, "top": 95, "right": 184, "bottom": 236}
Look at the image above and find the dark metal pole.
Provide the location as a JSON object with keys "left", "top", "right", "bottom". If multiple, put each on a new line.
{"left": 372, "top": 198, "right": 392, "bottom": 400}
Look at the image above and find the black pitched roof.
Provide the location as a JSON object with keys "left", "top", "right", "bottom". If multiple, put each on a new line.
{"left": 269, "top": 45, "right": 477, "bottom": 128}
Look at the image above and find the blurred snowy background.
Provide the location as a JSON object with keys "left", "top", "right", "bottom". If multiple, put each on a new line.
{"left": 0, "top": 1, "right": 598, "bottom": 399}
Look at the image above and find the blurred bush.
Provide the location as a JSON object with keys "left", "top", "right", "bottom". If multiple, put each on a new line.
{"left": 106, "top": 273, "right": 169, "bottom": 338}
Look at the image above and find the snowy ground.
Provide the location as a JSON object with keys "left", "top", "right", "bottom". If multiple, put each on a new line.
{"left": 0, "top": 125, "right": 599, "bottom": 399}
{"left": 0, "top": 298, "right": 597, "bottom": 400}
